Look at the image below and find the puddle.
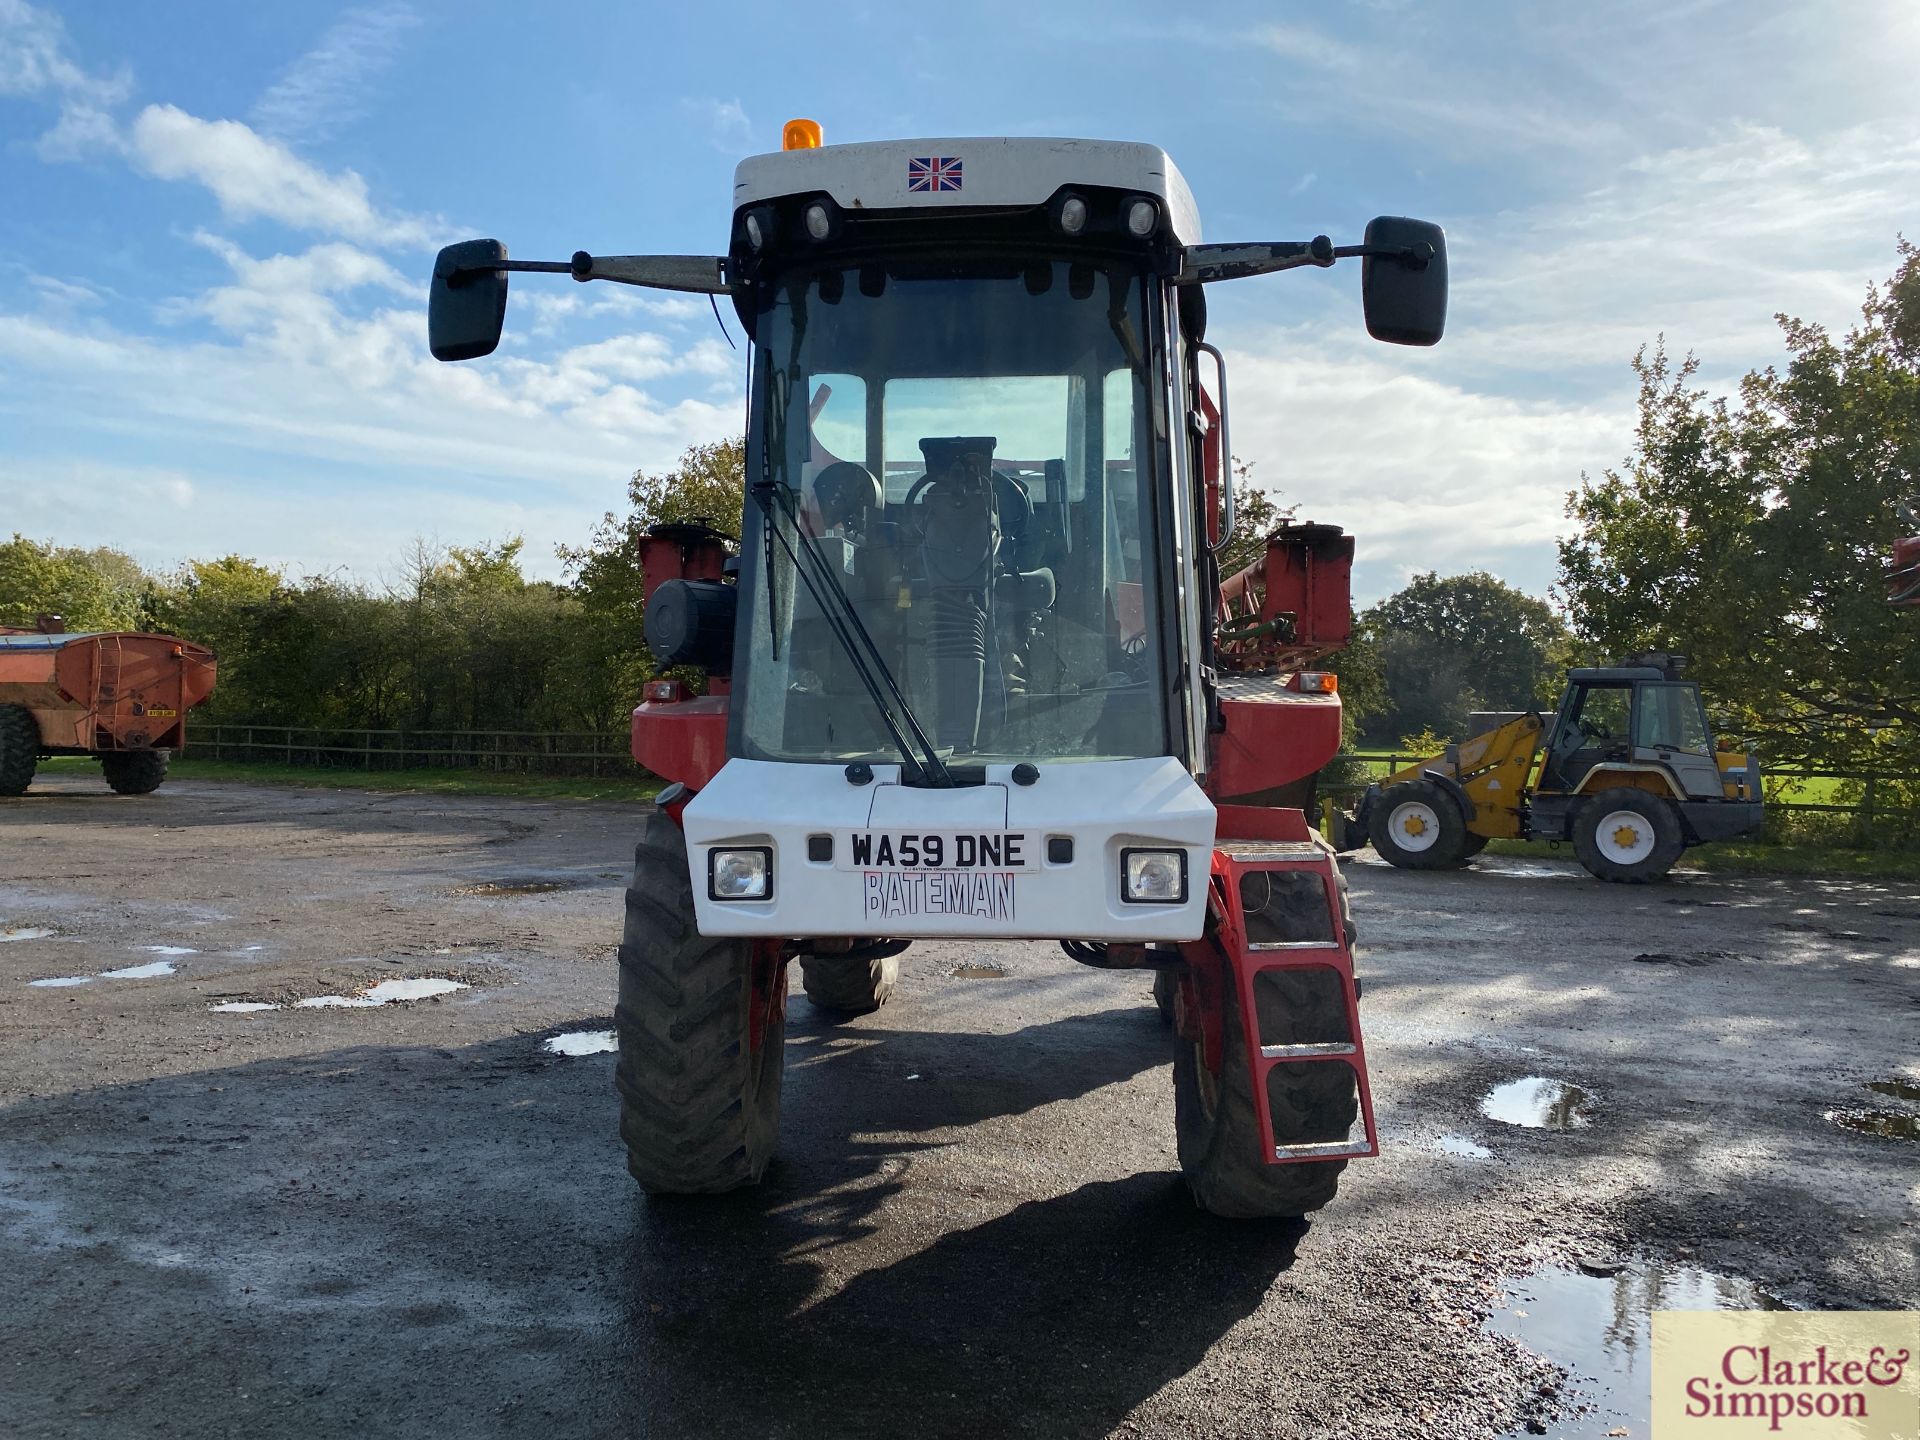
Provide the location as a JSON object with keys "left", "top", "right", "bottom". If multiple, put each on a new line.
{"left": 1434, "top": 1133, "right": 1493, "bottom": 1159}
{"left": 100, "top": 961, "right": 177, "bottom": 980}
{"left": 1476, "top": 861, "right": 1580, "bottom": 881}
{"left": 1629, "top": 949, "right": 1749, "bottom": 967}
{"left": 950, "top": 961, "right": 1009, "bottom": 980}
{"left": 136, "top": 945, "right": 198, "bottom": 956}
{"left": 1, "top": 926, "right": 58, "bottom": 943}
{"left": 452, "top": 879, "right": 583, "bottom": 897}
{"left": 209, "top": 1001, "right": 278, "bottom": 1013}
{"left": 1865, "top": 1077, "right": 1920, "bottom": 1102}
{"left": 28, "top": 975, "right": 92, "bottom": 988}
{"left": 1488, "top": 1260, "right": 1790, "bottom": 1437}
{"left": 294, "top": 977, "right": 470, "bottom": 1009}
{"left": 1825, "top": 1109, "right": 1918, "bottom": 1141}
{"left": 542, "top": 1029, "right": 618, "bottom": 1057}
{"left": 1481, "top": 1077, "right": 1593, "bottom": 1130}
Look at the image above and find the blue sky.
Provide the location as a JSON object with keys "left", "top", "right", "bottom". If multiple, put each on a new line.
{"left": 2, "top": 1, "right": 1915, "bottom": 603}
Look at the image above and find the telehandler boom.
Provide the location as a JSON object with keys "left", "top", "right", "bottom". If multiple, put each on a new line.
{"left": 427, "top": 123, "right": 1448, "bottom": 1217}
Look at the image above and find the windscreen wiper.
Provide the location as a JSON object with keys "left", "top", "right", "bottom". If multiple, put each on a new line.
{"left": 752, "top": 482, "right": 954, "bottom": 787}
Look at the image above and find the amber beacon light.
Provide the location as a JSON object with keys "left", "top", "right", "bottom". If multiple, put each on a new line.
{"left": 782, "top": 118, "right": 823, "bottom": 150}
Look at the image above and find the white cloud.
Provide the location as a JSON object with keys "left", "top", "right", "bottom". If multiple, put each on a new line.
{"left": 127, "top": 104, "right": 437, "bottom": 246}
{"left": 680, "top": 97, "right": 755, "bottom": 154}
{"left": 0, "top": 233, "right": 739, "bottom": 580}
{"left": 252, "top": 3, "right": 421, "bottom": 143}
{"left": 0, "top": 0, "right": 132, "bottom": 159}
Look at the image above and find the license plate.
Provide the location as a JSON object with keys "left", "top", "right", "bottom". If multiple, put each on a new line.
{"left": 837, "top": 831, "right": 1036, "bottom": 871}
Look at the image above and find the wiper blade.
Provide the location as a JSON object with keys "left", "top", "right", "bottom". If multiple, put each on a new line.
{"left": 752, "top": 482, "right": 954, "bottom": 788}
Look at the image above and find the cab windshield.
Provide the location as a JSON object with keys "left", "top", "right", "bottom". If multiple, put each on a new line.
{"left": 738, "top": 259, "right": 1170, "bottom": 769}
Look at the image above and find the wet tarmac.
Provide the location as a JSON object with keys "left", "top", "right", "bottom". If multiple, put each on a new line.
{"left": 1, "top": 774, "right": 1916, "bottom": 1438}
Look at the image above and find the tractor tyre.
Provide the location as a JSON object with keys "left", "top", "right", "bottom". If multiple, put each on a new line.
{"left": 1458, "top": 831, "right": 1490, "bottom": 860}
{"left": 1152, "top": 965, "right": 1179, "bottom": 1026}
{"left": 101, "top": 750, "right": 169, "bottom": 795}
{"left": 1572, "top": 787, "right": 1684, "bottom": 883}
{"left": 1173, "top": 964, "right": 1354, "bottom": 1218}
{"left": 0, "top": 704, "right": 38, "bottom": 797}
{"left": 801, "top": 953, "right": 899, "bottom": 1016}
{"left": 1366, "top": 779, "right": 1469, "bottom": 869}
{"left": 613, "top": 810, "right": 784, "bottom": 1194}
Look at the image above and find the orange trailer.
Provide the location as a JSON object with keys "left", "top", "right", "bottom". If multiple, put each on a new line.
{"left": 0, "top": 624, "right": 217, "bottom": 795}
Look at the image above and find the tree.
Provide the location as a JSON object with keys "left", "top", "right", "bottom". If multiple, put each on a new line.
{"left": 0, "top": 535, "right": 147, "bottom": 631}
{"left": 1356, "top": 571, "right": 1569, "bottom": 744}
{"left": 1215, "top": 459, "right": 1295, "bottom": 580}
{"left": 1558, "top": 241, "right": 1920, "bottom": 773}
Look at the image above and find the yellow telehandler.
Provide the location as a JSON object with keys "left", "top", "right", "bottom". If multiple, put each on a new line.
{"left": 1330, "top": 655, "right": 1764, "bottom": 882}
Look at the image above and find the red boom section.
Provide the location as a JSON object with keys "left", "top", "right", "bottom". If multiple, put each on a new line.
{"left": 1893, "top": 531, "right": 1920, "bottom": 609}
{"left": 631, "top": 522, "right": 733, "bottom": 786}
{"left": 1205, "top": 523, "right": 1355, "bottom": 805}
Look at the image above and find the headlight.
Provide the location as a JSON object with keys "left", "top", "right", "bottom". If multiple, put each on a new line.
{"left": 1121, "top": 848, "right": 1186, "bottom": 904}
{"left": 1125, "top": 197, "right": 1160, "bottom": 237}
{"left": 709, "top": 847, "right": 772, "bottom": 901}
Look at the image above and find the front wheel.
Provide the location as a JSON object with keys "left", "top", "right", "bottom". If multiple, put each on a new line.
{"left": 0, "top": 704, "right": 37, "bottom": 796}
{"left": 1366, "top": 779, "right": 1469, "bottom": 869}
{"left": 1572, "top": 787, "right": 1684, "bottom": 883}
{"left": 1172, "top": 965, "right": 1352, "bottom": 1218}
{"left": 613, "top": 810, "right": 785, "bottom": 1193}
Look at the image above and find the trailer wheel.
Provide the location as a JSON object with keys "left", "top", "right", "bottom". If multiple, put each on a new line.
{"left": 801, "top": 953, "right": 898, "bottom": 1015}
{"left": 1366, "top": 779, "right": 1469, "bottom": 869}
{"left": 101, "top": 750, "right": 169, "bottom": 795}
{"left": 1572, "top": 787, "right": 1684, "bottom": 883}
{"left": 0, "top": 704, "right": 37, "bottom": 796}
{"left": 613, "top": 810, "right": 784, "bottom": 1194}
{"left": 1173, "top": 966, "right": 1352, "bottom": 1218}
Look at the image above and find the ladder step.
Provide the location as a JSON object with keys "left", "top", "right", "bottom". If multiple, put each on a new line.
{"left": 1260, "top": 1042, "right": 1356, "bottom": 1059}
{"left": 1275, "top": 1139, "right": 1373, "bottom": 1159}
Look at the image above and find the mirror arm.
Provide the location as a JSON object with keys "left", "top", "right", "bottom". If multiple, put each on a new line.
{"left": 1177, "top": 236, "right": 1436, "bottom": 284}
{"left": 437, "top": 251, "right": 732, "bottom": 294}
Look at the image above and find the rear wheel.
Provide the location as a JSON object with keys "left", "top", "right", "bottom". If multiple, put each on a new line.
{"left": 1366, "top": 779, "right": 1469, "bottom": 869}
{"left": 613, "top": 810, "right": 784, "bottom": 1193}
{"left": 0, "top": 705, "right": 37, "bottom": 796}
{"left": 101, "top": 750, "right": 168, "bottom": 795}
{"left": 1173, "top": 964, "right": 1354, "bottom": 1218}
{"left": 801, "top": 953, "right": 899, "bottom": 1015}
{"left": 1572, "top": 787, "right": 1684, "bottom": 883}
{"left": 1458, "top": 831, "right": 1490, "bottom": 859}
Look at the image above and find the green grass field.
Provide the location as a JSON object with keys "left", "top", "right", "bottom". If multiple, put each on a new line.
{"left": 39, "top": 755, "right": 663, "bottom": 804}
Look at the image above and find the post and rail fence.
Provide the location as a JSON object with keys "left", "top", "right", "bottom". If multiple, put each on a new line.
{"left": 183, "top": 725, "right": 1914, "bottom": 827}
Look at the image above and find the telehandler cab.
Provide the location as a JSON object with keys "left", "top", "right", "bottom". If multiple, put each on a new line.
{"left": 1334, "top": 656, "right": 1764, "bottom": 883}
{"left": 427, "top": 124, "right": 1448, "bottom": 1217}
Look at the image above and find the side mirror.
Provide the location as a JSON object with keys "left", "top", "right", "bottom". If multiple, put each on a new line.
{"left": 1361, "top": 217, "right": 1447, "bottom": 346}
{"left": 429, "top": 239, "right": 510, "bottom": 361}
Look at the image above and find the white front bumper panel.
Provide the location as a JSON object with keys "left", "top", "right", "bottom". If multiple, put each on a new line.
{"left": 682, "top": 758, "right": 1216, "bottom": 941}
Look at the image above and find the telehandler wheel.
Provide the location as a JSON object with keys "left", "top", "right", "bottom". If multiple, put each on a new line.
{"left": 101, "top": 750, "right": 168, "bottom": 795}
{"left": 1458, "top": 832, "right": 1489, "bottom": 860}
{"left": 613, "top": 810, "right": 784, "bottom": 1194}
{"left": 1366, "top": 779, "right": 1469, "bottom": 869}
{"left": 0, "top": 704, "right": 38, "bottom": 796}
{"left": 801, "top": 953, "right": 898, "bottom": 1015}
{"left": 1173, "top": 967, "right": 1354, "bottom": 1218}
{"left": 1572, "top": 787, "right": 1684, "bottom": 883}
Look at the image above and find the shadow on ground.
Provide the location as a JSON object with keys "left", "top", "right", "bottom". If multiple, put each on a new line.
{"left": 0, "top": 1004, "right": 1300, "bottom": 1438}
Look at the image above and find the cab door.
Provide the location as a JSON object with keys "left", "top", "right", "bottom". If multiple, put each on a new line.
{"left": 1539, "top": 682, "right": 1631, "bottom": 792}
{"left": 1630, "top": 682, "right": 1724, "bottom": 799}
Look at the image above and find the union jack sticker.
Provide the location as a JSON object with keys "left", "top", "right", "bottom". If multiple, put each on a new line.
{"left": 907, "top": 156, "right": 963, "bottom": 192}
